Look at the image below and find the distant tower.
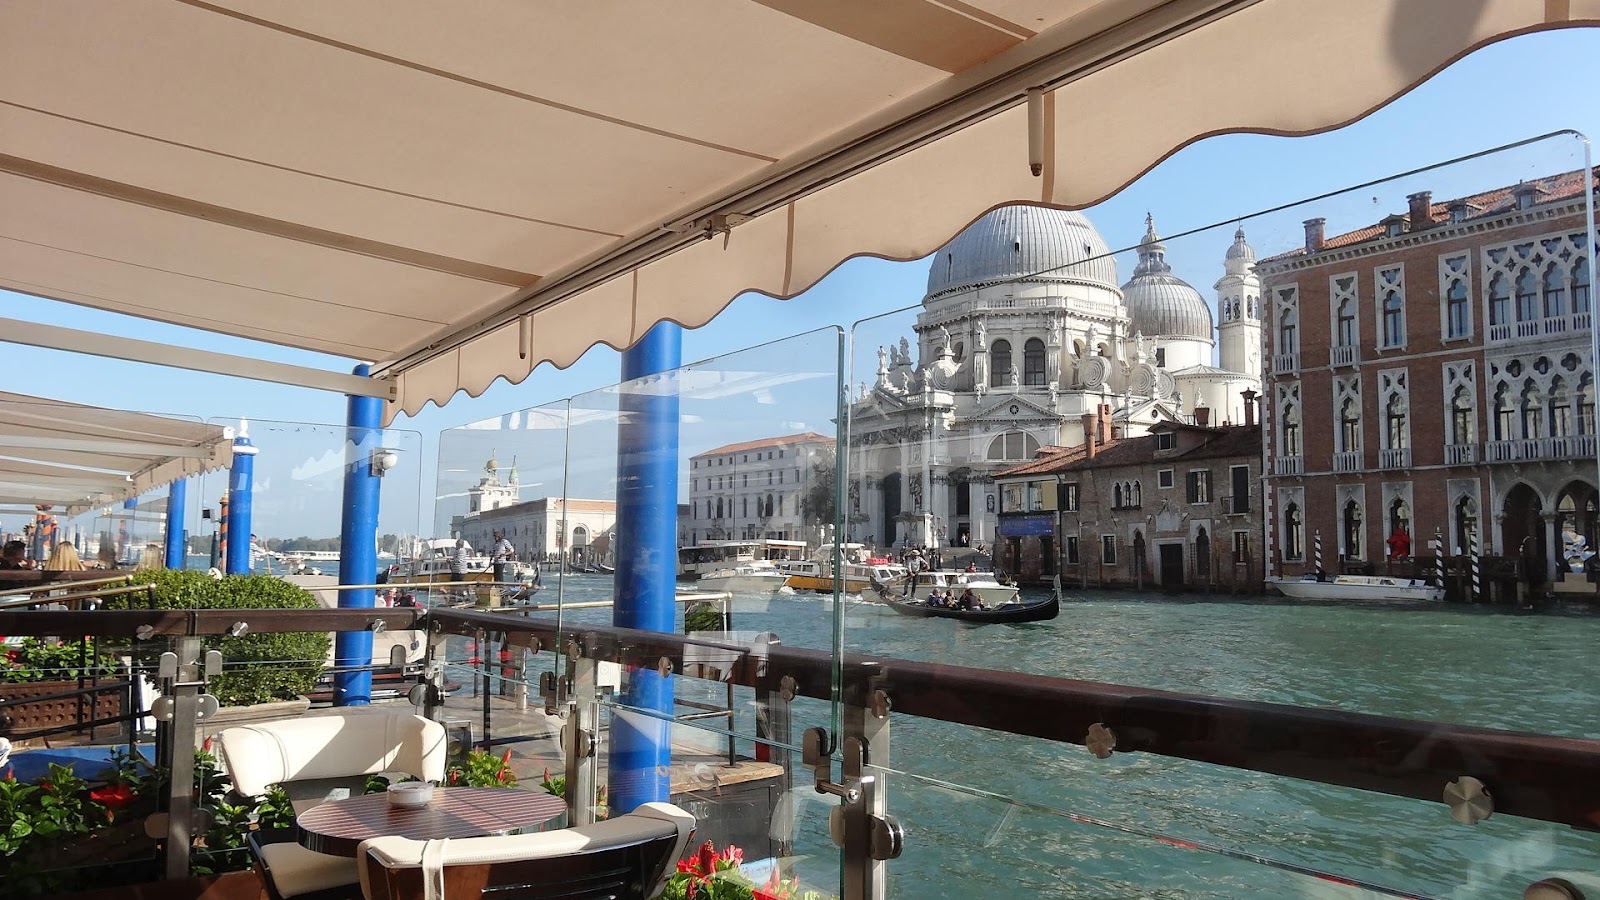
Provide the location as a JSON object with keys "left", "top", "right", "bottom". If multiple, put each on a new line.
{"left": 1215, "top": 226, "right": 1262, "bottom": 379}
{"left": 467, "top": 452, "right": 520, "bottom": 514}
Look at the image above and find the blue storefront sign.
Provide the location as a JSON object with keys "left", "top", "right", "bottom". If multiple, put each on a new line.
{"left": 998, "top": 514, "right": 1055, "bottom": 536}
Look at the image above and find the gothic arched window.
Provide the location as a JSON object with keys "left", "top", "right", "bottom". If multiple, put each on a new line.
{"left": 1284, "top": 503, "right": 1304, "bottom": 561}
{"left": 1573, "top": 257, "right": 1591, "bottom": 315}
{"left": 1516, "top": 268, "right": 1539, "bottom": 322}
{"left": 1023, "top": 338, "right": 1046, "bottom": 386}
{"left": 990, "top": 339, "right": 1012, "bottom": 387}
{"left": 1488, "top": 274, "right": 1510, "bottom": 326}
{"left": 1544, "top": 263, "right": 1566, "bottom": 318}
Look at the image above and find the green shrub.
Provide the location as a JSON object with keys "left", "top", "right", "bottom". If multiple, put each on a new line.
{"left": 2, "top": 638, "right": 117, "bottom": 683}
{"left": 108, "top": 571, "right": 330, "bottom": 706}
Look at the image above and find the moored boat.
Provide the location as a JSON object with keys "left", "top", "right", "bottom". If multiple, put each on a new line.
{"left": 887, "top": 592, "right": 1059, "bottom": 624}
{"left": 697, "top": 562, "right": 790, "bottom": 594}
{"left": 1271, "top": 574, "right": 1444, "bottom": 602}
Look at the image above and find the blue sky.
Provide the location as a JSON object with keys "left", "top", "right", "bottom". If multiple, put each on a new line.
{"left": 5, "top": 28, "right": 1600, "bottom": 538}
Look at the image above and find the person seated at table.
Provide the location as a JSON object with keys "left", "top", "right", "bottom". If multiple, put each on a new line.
{"left": 0, "top": 540, "right": 29, "bottom": 570}
{"left": 42, "top": 542, "right": 85, "bottom": 576}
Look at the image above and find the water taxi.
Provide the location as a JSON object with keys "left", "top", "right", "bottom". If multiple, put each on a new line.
{"left": 697, "top": 561, "right": 790, "bottom": 594}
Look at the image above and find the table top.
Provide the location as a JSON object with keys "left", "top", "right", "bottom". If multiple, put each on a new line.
{"left": 294, "top": 787, "right": 568, "bottom": 857}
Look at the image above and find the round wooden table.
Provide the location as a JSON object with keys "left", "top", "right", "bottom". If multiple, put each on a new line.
{"left": 295, "top": 787, "right": 568, "bottom": 857}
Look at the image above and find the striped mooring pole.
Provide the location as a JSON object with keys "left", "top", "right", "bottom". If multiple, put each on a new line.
{"left": 1314, "top": 529, "right": 1323, "bottom": 576}
{"left": 1433, "top": 528, "right": 1445, "bottom": 587}
{"left": 1470, "top": 531, "right": 1482, "bottom": 602}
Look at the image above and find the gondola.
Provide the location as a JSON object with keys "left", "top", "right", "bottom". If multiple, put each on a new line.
{"left": 885, "top": 591, "right": 1059, "bottom": 624}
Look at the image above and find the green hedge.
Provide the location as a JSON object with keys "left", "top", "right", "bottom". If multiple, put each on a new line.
{"left": 107, "top": 571, "right": 331, "bottom": 706}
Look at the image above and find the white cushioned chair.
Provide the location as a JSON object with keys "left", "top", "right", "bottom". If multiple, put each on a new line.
{"left": 217, "top": 710, "right": 449, "bottom": 900}
{"left": 356, "top": 802, "right": 695, "bottom": 900}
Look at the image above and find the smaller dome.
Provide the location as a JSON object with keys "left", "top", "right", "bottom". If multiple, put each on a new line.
{"left": 1122, "top": 215, "right": 1214, "bottom": 341}
{"left": 1226, "top": 227, "right": 1254, "bottom": 261}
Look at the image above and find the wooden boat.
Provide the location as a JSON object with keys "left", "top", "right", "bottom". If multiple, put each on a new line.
{"left": 886, "top": 592, "right": 1059, "bottom": 624}
{"left": 1271, "top": 574, "right": 1444, "bottom": 602}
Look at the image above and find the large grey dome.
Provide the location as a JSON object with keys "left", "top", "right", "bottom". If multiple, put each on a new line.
{"left": 925, "top": 206, "right": 1119, "bottom": 299}
{"left": 1122, "top": 215, "right": 1214, "bottom": 341}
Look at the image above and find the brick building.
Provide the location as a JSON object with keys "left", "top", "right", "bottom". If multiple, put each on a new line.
{"left": 1258, "top": 169, "right": 1598, "bottom": 597}
{"left": 994, "top": 407, "right": 1263, "bottom": 590}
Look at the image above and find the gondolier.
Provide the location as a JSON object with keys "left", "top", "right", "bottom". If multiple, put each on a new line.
{"left": 491, "top": 530, "right": 516, "bottom": 584}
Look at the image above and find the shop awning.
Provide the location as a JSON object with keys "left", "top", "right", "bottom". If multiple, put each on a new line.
{"left": 0, "top": 1, "right": 1593, "bottom": 421}
{"left": 0, "top": 392, "right": 231, "bottom": 512}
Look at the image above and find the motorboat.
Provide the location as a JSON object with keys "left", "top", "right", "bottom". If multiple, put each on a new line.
{"left": 887, "top": 591, "right": 1059, "bottom": 624}
{"left": 877, "top": 569, "right": 1021, "bottom": 607}
{"left": 697, "top": 562, "right": 790, "bottom": 594}
{"left": 388, "top": 538, "right": 540, "bottom": 586}
{"left": 1271, "top": 574, "right": 1445, "bottom": 602}
{"left": 677, "top": 539, "right": 808, "bottom": 579}
{"left": 778, "top": 557, "right": 908, "bottom": 594}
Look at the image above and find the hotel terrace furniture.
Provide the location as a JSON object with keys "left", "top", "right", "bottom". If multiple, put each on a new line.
{"left": 216, "top": 711, "right": 449, "bottom": 900}
{"left": 355, "top": 801, "right": 696, "bottom": 900}
{"left": 295, "top": 787, "right": 568, "bottom": 859}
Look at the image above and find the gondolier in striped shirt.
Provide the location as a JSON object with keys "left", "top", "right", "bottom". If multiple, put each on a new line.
{"left": 491, "top": 530, "right": 516, "bottom": 584}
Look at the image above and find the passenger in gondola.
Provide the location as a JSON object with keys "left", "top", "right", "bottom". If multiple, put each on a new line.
{"left": 926, "top": 589, "right": 945, "bottom": 608}
{"left": 960, "top": 588, "right": 981, "bottom": 610}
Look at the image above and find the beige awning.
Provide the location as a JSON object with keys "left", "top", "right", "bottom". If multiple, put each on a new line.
{"left": 0, "top": 392, "right": 232, "bottom": 513}
{"left": 0, "top": 1, "right": 1593, "bottom": 422}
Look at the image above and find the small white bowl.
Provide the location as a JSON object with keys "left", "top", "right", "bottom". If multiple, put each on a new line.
{"left": 387, "top": 781, "right": 434, "bottom": 808}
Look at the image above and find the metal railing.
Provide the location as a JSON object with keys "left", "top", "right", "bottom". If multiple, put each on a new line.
{"left": 2, "top": 604, "right": 1598, "bottom": 895}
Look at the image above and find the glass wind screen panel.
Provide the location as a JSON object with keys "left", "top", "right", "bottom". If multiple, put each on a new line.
{"left": 561, "top": 327, "right": 845, "bottom": 897}
{"left": 195, "top": 419, "right": 423, "bottom": 594}
{"left": 430, "top": 399, "right": 569, "bottom": 612}
{"left": 842, "top": 132, "right": 1599, "bottom": 895}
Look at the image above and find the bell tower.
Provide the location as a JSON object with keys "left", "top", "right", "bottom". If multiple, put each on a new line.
{"left": 1215, "top": 226, "right": 1262, "bottom": 379}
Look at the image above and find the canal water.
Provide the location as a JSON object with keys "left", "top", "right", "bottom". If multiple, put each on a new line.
{"left": 499, "top": 577, "right": 1598, "bottom": 899}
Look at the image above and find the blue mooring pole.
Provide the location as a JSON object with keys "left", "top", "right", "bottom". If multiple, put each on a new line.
{"left": 335, "top": 364, "right": 383, "bottom": 707}
{"left": 224, "top": 424, "right": 256, "bottom": 575}
{"left": 164, "top": 478, "right": 188, "bottom": 570}
{"left": 609, "top": 321, "right": 682, "bottom": 812}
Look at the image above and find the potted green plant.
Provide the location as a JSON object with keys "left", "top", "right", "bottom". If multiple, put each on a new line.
{"left": 109, "top": 571, "right": 332, "bottom": 734}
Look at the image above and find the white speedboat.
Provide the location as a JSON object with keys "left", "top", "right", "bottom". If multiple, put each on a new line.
{"left": 885, "top": 570, "right": 1021, "bottom": 607}
{"left": 697, "top": 562, "right": 790, "bottom": 594}
{"left": 388, "top": 538, "right": 540, "bottom": 585}
{"left": 1272, "top": 574, "right": 1444, "bottom": 602}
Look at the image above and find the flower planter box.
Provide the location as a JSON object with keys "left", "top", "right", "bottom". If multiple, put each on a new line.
{"left": 0, "top": 679, "right": 126, "bottom": 738}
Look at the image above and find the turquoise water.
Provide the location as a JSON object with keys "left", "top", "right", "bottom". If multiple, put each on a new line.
{"left": 494, "top": 577, "right": 1598, "bottom": 899}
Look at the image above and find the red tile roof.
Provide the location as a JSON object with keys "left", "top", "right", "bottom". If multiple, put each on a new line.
{"left": 692, "top": 432, "right": 834, "bottom": 459}
{"left": 1260, "top": 167, "right": 1597, "bottom": 264}
{"left": 993, "top": 443, "right": 1089, "bottom": 477}
{"left": 997, "top": 424, "right": 1260, "bottom": 477}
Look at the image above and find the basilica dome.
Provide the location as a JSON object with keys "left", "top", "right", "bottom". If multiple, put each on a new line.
{"left": 924, "top": 205, "right": 1120, "bottom": 300}
{"left": 1121, "top": 215, "right": 1214, "bottom": 341}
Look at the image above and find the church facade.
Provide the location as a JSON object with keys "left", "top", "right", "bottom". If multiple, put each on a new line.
{"left": 846, "top": 205, "right": 1262, "bottom": 551}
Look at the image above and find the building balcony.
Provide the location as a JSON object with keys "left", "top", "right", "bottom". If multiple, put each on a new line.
{"left": 1445, "top": 443, "right": 1478, "bottom": 465}
{"left": 1378, "top": 447, "right": 1411, "bottom": 469}
{"left": 1484, "top": 433, "right": 1598, "bottom": 462}
{"left": 1329, "top": 345, "right": 1358, "bottom": 367}
{"left": 1332, "top": 450, "right": 1361, "bottom": 472}
{"left": 1273, "top": 456, "right": 1303, "bottom": 476}
{"left": 1486, "top": 311, "right": 1592, "bottom": 344}
{"left": 1272, "top": 351, "right": 1300, "bottom": 374}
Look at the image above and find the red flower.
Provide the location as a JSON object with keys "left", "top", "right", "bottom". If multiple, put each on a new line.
{"left": 501, "top": 748, "right": 513, "bottom": 766}
{"left": 696, "top": 841, "right": 717, "bottom": 876}
{"left": 90, "top": 783, "right": 138, "bottom": 809}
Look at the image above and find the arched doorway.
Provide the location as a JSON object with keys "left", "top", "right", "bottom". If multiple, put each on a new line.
{"left": 1554, "top": 482, "right": 1598, "bottom": 576}
{"left": 880, "top": 472, "right": 901, "bottom": 547}
{"left": 1132, "top": 530, "right": 1147, "bottom": 582}
{"left": 1195, "top": 527, "right": 1211, "bottom": 578}
{"left": 1501, "top": 483, "right": 1546, "bottom": 584}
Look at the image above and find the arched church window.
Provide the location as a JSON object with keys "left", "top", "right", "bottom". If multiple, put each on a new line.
{"left": 990, "top": 340, "right": 1012, "bottom": 387}
{"left": 986, "top": 431, "right": 1040, "bottom": 461}
{"left": 1023, "top": 338, "right": 1046, "bottom": 386}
